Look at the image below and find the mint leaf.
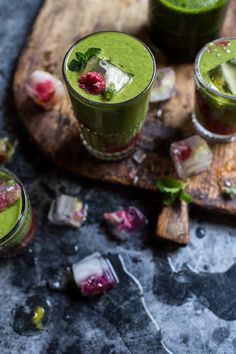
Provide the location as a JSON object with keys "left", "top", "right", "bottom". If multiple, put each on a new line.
{"left": 7, "top": 179, "right": 15, "bottom": 187}
{"left": 68, "top": 47, "right": 101, "bottom": 73}
{"left": 68, "top": 59, "right": 83, "bottom": 72}
{"left": 180, "top": 190, "right": 192, "bottom": 203}
{"left": 156, "top": 177, "right": 192, "bottom": 206}
{"left": 104, "top": 83, "right": 116, "bottom": 100}
{"left": 156, "top": 177, "right": 182, "bottom": 193}
{"left": 75, "top": 52, "right": 86, "bottom": 61}
{"left": 163, "top": 192, "right": 179, "bottom": 206}
{"left": 85, "top": 48, "right": 101, "bottom": 61}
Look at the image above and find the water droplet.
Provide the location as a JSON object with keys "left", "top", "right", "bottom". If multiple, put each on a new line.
{"left": 196, "top": 227, "right": 206, "bottom": 239}
{"left": 133, "top": 176, "right": 139, "bottom": 184}
{"left": 195, "top": 309, "right": 202, "bottom": 316}
{"left": 47, "top": 268, "right": 72, "bottom": 291}
{"left": 23, "top": 247, "right": 37, "bottom": 267}
{"left": 156, "top": 108, "right": 162, "bottom": 118}
{"left": 60, "top": 243, "right": 79, "bottom": 256}
{"left": 224, "top": 179, "right": 232, "bottom": 188}
{"left": 49, "top": 281, "right": 61, "bottom": 289}
{"left": 64, "top": 314, "right": 71, "bottom": 321}
{"left": 13, "top": 296, "right": 51, "bottom": 336}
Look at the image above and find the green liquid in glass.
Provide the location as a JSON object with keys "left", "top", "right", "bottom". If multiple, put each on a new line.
{"left": 149, "top": 0, "right": 229, "bottom": 62}
{"left": 0, "top": 171, "right": 22, "bottom": 239}
{"left": 63, "top": 32, "right": 156, "bottom": 160}
{"left": 65, "top": 32, "right": 154, "bottom": 104}
{"left": 194, "top": 38, "right": 236, "bottom": 138}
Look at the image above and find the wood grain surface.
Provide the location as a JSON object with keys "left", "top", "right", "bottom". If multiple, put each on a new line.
{"left": 157, "top": 201, "right": 189, "bottom": 245}
{"left": 13, "top": 0, "right": 236, "bottom": 244}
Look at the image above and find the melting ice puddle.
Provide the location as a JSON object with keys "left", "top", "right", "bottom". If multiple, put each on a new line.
{"left": 105, "top": 255, "right": 174, "bottom": 354}
{"left": 13, "top": 295, "right": 51, "bottom": 336}
{"left": 154, "top": 257, "right": 236, "bottom": 321}
{"left": 47, "top": 253, "right": 175, "bottom": 353}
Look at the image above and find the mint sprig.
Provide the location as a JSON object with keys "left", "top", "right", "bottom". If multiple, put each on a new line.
{"left": 156, "top": 177, "right": 192, "bottom": 206}
{"left": 68, "top": 47, "right": 101, "bottom": 72}
{"left": 104, "top": 83, "right": 116, "bottom": 100}
{"left": 7, "top": 179, "right": 15, "bottom": 187}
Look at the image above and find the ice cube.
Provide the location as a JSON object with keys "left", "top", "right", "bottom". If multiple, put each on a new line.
{"left": 103, "top": 206, "right": 147, "bottom": 241}
{"left": 82, "top": 58, "right": 131, "bottom": 97}
{"left": 25, "top": 70, "right": 65, "bottom": 110}
{"left": 221, "top": 60, "right": 236, "bottom": 95}
{"left": 72, "top": 252, "right": 119, "bottom": 296}
{"left": 208, "top": 59, "right": 236, "bottom": 95}
{"left": 99, "top": 59, "right": 131, "bottom": 93}
{"left": 0, "top": 137, "right": 17, "bottom": 164}
{"left": 132, "top": 149, "right": 147, "bottom": 164}
{"left": 83, "top": 56, "right": 100, "bottom": 74}
{"left": 149, "top": 67, "right": 176, "bottom": 103}
{"left": 170, "top": 135, "right": 212, "bottom": 179}
{"left": 48, "top": 195, "right": 87, "bottom": 228}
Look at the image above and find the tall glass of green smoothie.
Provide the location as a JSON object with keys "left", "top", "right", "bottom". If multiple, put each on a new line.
{"left": 63, "top": 31, "right": 156, "bottom": 160}
{"left": 193, "top": 37, "right": 236, "bottom": 143}
{"left": 149, "top": 0, "right": 229, "bottom": 62}
{"left": 0, "top": 168, "right": 35, "bottom": 257}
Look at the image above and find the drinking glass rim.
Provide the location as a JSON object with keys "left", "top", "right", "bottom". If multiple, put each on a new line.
{"left": 0, "top": 168, "right": 26, "bottom": 245}
{"left": 62, "top": 31, "right": 157, "bottom": 107}
{"left": 158, "top": 0, "right": 229, "bottom": 14}
{"left": 195, "top": 36, "right": 236, "bottom": 102}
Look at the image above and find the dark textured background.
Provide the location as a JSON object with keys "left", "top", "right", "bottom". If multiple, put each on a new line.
{"left": 1, "top": 1, "right": 236, "bottom": 353}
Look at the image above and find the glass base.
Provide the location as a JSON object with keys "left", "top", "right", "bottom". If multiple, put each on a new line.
{"left": 192, "top": 114, "right": 236, "bottom": 143}
{"left": 80, "top": 134, "right": 135, "bottom": 161}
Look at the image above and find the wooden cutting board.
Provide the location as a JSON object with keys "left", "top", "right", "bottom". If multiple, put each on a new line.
{"left": 14, "top": 0, "right": 236, "bottom": 244}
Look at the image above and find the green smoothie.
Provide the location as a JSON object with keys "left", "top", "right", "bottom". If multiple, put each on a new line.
{"left": 149, "top": 0, "right": 229, "bottom": 62}
{"left": 193, "top": 38, "right": 236, "bottom": 141}
{"left": 0, "top": 199, "right": 22, "bottom": 238}
{"left": 63, "top": 31, "right": 156, "bottom": 160}
{"left": 0, "top": 171, "right": 22, "bottom": 238}
{"left": 0, "top": 169, "right": 35, "bottom": 257}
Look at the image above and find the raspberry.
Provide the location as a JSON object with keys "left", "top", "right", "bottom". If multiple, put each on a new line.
{"left": 79, "top": 72, "right": 105, "bottom": 95}
{"left": 35, "top": 80, "right": 55, "bottom": 102}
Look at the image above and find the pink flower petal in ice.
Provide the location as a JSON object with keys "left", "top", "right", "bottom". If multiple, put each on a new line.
{"left": 79, "top": 71, "right": 105, "bottom": 95}
{"left": 25, "top": 70, "right": 65, "bottom": 110}
{"left": 80, "top": 273, "right": 115, "bottom": 296}
{"left": 0, "top": 180, "right": 21, "bottom": 212}
{"left": 103, "top": 207, "right": 147, "bottom": 241}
